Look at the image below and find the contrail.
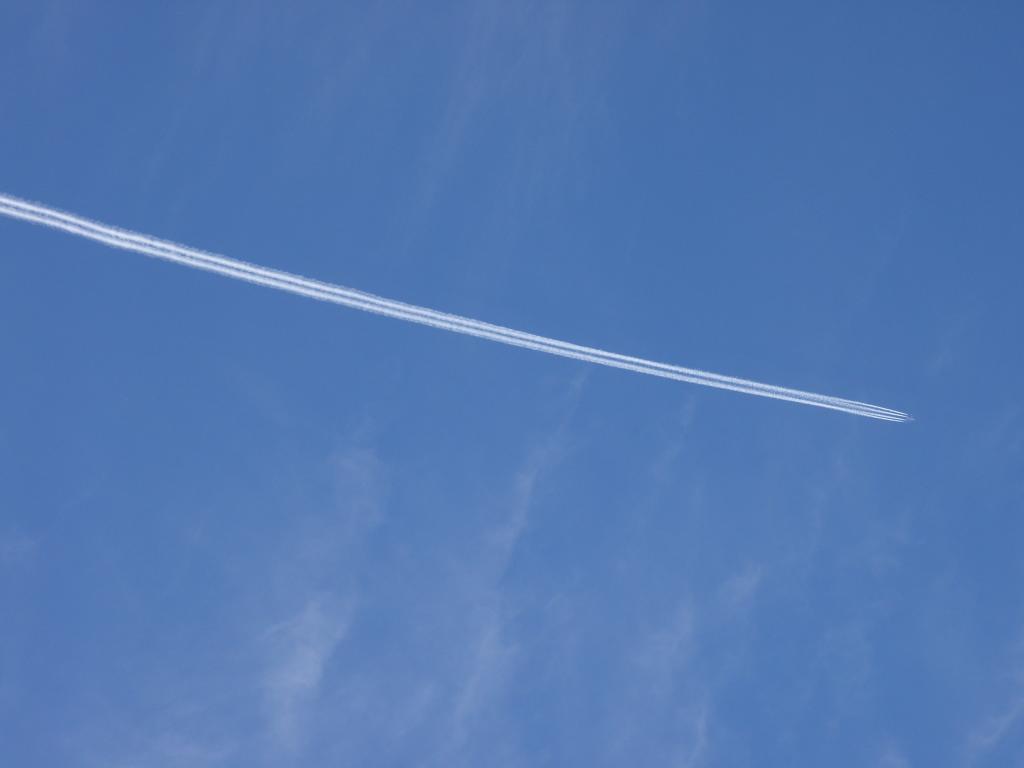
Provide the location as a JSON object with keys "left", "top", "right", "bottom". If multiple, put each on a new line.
{"left": 0, "top": 192, "right": 908, "bottom": 421}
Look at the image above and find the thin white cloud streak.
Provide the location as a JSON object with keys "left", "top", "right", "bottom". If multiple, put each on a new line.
{"left": 263, "top": 596, "right": 352, "bottom": 752}
{"left": 0, "top": 192, "right": 908, "bottom": 421}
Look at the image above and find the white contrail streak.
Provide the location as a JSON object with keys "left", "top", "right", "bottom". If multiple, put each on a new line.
{"left": 0, "top": 192, "right": 909, "bottom": 421}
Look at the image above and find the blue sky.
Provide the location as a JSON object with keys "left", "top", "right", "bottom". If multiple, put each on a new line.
{"left": 1, "top": 2, "right": 1022, "bottom": 766}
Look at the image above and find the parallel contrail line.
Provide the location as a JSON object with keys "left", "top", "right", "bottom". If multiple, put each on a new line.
{"left": 0, "top": 194, "right": 905, "bottom": 419}
{"left": 0, "top": 195, "right": 907, "bottom": 421}
{"left": 0, "top": 192, "right": 908, "bottom": 421}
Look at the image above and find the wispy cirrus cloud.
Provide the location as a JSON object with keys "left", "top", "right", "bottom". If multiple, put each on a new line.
{"left": 256, "top": 442, "right": 387, "bottom": 756}
{"left": 615, "top": 600, "right": 709, "bottom": 768}
{"left": 967, "top": 629, "right": 1024, "bottom": 764}
{"left": 718, "top": 564, "right": 763, "bottom": 614}
{"left": 262, "top": 595, "right": 354, "bottom": 751}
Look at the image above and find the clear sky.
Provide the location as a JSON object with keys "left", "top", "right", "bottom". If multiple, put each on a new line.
{"left": 1, "top": 3, "right": 1022, "bottom": 766}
